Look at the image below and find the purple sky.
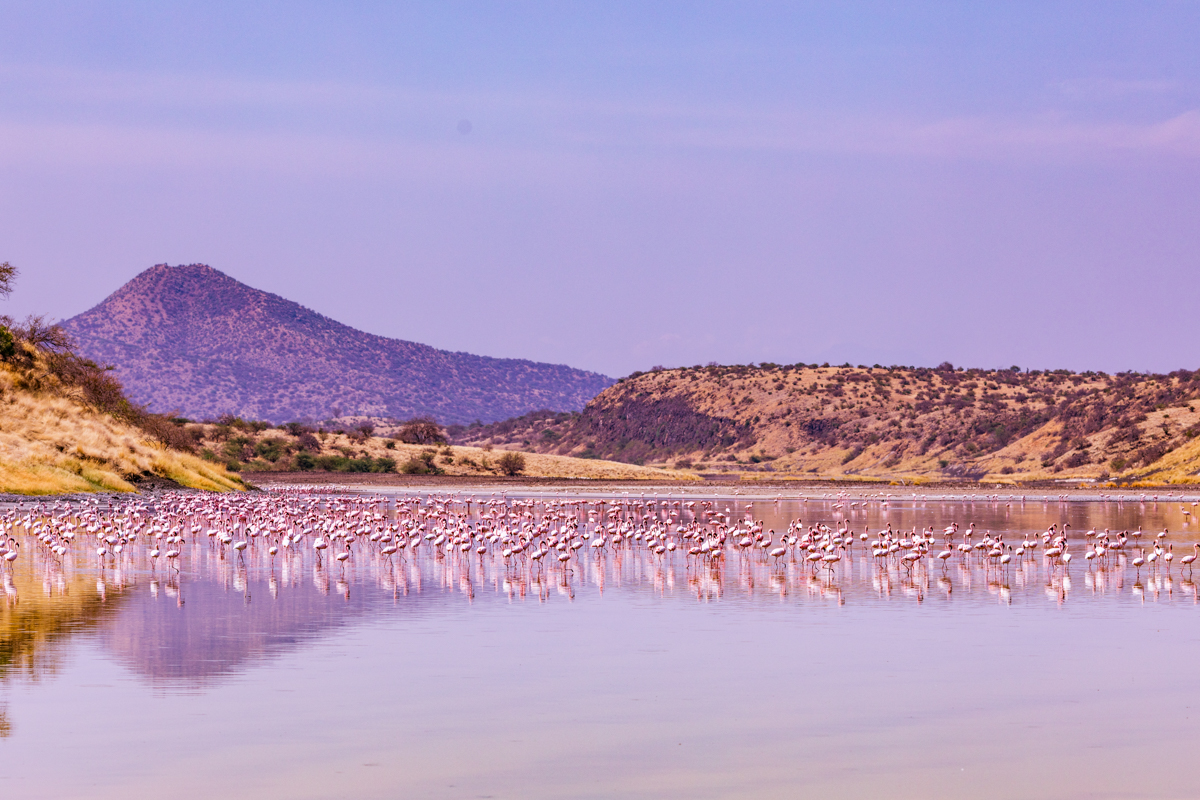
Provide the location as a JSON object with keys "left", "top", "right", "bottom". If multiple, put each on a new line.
{"left": 1, "top": 2, "right": 1198, "bottom": 378}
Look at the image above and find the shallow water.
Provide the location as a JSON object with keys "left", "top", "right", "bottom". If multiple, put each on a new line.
{"left": 2, "top": 491, "right": 1199, "bottom": 799}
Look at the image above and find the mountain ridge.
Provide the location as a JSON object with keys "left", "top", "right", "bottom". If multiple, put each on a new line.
{"left": 62, "top": 264, "right": 613, "bottom": 424}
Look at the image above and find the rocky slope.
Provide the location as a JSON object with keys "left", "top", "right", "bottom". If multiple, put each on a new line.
{"left": 450, "top": 363, "right": 1200, "bottom": 485}
{"left": 63, "top": 264, "right": 612, "bottom": 425}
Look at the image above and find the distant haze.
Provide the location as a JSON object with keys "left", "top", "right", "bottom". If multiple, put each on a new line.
{"left": 1, "top": 3, "right": 1198, "bottom": 377}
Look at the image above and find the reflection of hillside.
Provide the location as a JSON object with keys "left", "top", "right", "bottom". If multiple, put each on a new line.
{"left": 1, "top": 567, "right": 125, "bottom": 738}
{"left": 1, "top": 569, "right": 121, "bottom": 684}
{"left": 100, "top": 568, "right": 453, "bottom": 687}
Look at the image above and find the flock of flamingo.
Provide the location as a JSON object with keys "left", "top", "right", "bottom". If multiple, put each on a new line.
{"left": 1, "top": 488, "right": 1198, "bottom": 606}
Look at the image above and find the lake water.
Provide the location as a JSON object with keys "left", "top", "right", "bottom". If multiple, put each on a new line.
{"left": 2, "top": 488, "right": 1199, "bottom": 799}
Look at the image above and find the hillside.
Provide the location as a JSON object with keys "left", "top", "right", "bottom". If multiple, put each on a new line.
{"left": 62, "top": 264, "right": 612, "bottom": 424}
{"left": 450, "top": 363, "right": 1200, "bottom": 485}
{"left": 0, "top": 321, "right": 243, "bottom": 494}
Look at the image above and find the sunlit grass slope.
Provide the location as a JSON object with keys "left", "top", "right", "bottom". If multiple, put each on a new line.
{"left": 0, "top": 358, "right": 243, "bottom": 495}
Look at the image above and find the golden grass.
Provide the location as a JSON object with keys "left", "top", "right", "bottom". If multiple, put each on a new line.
{"left": 0, "top": 365, "right": 244, "bottom": 494}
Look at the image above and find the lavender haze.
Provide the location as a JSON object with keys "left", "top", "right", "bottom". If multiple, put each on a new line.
{"left": 0, "top": 2, "right": 1197, "bottom": 377}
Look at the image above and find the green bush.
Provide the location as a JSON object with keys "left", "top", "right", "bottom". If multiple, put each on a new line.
{"left": 289, "top": 454, "right": 400, "bottom": 473}
{"left": 496, "top": 451, "right": 526, "bottom": 476}
{"left": 0, "top": 326, "right": 15, "bottom": 360}
{"left": 255, "top": 437, "right": 288, "bottom": 462}
{"left": 400, "top": 458, "right": 429, "bottom": 475}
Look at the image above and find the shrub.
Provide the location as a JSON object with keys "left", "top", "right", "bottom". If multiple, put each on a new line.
{"left": 296, "top": 431, "right": 321, "bottom": 452}
{"left": 396, "top": 417, "right": 446, "bottom": 445}
{"left": 400, "top": 458, "right": 427, "bottom": 475}
{"left": 223, "top": 437, "right": 253, "bottom": 461}
{"left": 255, "top": 437, "right": 289, "bottom": 462}
{"left": 496, "top": 451, "right": 526, "bottom": 476}
{"left": 0, "top": 326, "right": 14, "bottom": 360}
{"left": 400, "top": 449, "right": 443, "bottom": 475}
{"left": 312, "top": 454, "right": 397, "bottom": 473}
{"left": 1063, "top": 451, "right": 1090, "bottom": 468}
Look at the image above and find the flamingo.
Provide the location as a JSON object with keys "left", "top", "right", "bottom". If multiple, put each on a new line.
{"left": 1181, "top": 544, "right": 1200, "bottom": 576}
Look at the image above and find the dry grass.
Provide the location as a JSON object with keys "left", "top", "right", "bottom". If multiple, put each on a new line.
{"left": 0, "top": 364, "right": 244, "bottom": 494}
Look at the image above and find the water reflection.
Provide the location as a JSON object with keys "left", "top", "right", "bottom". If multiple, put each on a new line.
{"left": 3, "top": 489, "right": 1200, "bottom": 799}
{"left": 0, "top": 554, "right": 125, "bottom": 736}
{"left": 0, "top": 489, "right": 1198, "bottom": 694}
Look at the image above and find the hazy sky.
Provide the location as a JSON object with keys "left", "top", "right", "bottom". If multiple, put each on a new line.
{"left": 1, "top": 2, "right": 1198, "bottom": 378}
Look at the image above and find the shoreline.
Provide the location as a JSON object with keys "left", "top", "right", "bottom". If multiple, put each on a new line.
{"left": 250, "top": 471, "right": 1200, "bottom": 503}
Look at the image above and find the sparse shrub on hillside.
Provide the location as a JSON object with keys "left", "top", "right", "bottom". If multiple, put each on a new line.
{"left": 1064, "top": 451, "right": 1090, "bottom": 468}
{"left": 397, "top": 416, "right": 446, "bottom": 445}
{"left": 0, "top": 326, "right": 14, "bottom": 360}
{"left": 296, "top": 431, "right": 321, "bottom": 451}
{"left": 496, "top": 451, "right": 526, "bottom": 476}
{"left": 255, "top": 437, "right": 289, "bottom": 462}
{"left": 224, "top": 436, "right": 253, "bottom": 461}
{"left": 136, "top": 413, "right": 198, "bottom": 453}
{"left": 1136, "top": 442, "right": 1170, "bottom": 466}
{"left": 400, "top": 449, "right": 443, "bottom": 475}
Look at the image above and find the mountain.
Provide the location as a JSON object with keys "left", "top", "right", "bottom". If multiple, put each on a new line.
{"left": 62, "top": 264, "right": 613, "bottom": 425}
{"left": 450, "top": 363, "right": 1200, "bottom": 484}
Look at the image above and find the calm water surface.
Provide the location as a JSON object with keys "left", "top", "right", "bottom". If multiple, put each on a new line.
{"left": 2, "top": 490, "right": 1199, "bottom": 799}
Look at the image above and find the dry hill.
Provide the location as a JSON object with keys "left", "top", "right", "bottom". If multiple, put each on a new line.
{"left": 0, "top": 318, "right": 243, "bottom": 494}
{"left": 62, "top": 264, "right": 612, "bottom": 425}
{"left": 450, "top": 363, "right": 1200, "bottom": 485}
